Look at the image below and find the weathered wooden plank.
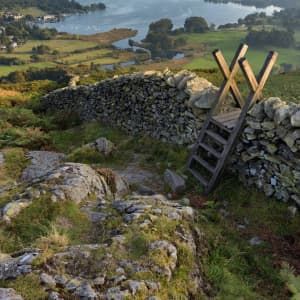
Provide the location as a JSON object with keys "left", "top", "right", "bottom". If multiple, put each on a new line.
{"left": 213, "top": 109, "right": 241, "bottom": 123}
{"left": 212, "top": 44, "right": 248, "bottom": 111}
{"left": 206, "top": 130, "right": 228, "bottom": 145}
{"left": 191, "top": 155, "right": 215, "bottom": 173}
{"left": 198, "top": 142, "right": 222, "bottom": 158}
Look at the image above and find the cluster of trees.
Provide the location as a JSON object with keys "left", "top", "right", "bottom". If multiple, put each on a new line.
{"left": 0, "top": 21, "right": 57, "bottom": 49}
{"left": 184, "top": 17, "right": 210, "bottom": 33}
{"left": 245, "top": 29, "right": 295, "bottom": 48}
{"left": 273, "top": 9, "right": 300, "bottom": 30}
{"left": 218, "top": 8, "right": 300, "bottom": 32}
{"left": 204, "top": 0, "right": 300, "bottom": 9}
{"left": 32, "top": 45, "right": 57, "bottom": 55}
{"left": 0, "top": 56, "right": 25, "bottom": 66}
{"left": 142, "top": 16, "right": 210, "bottom": 57}
{"left": 2, "top": 67, "right": 70, "bottom": 84}
{"left": 143, "top": 19, "right": 185, "bottom": 57}
{"left": 0, "top": 0, "right": 106, "bottom": 14}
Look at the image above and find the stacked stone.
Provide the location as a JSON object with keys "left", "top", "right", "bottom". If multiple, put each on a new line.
{"left": 231, "top": 98, "right": 300, "bottom": 205}
{"left": 42, "top": 69, "right": 221, "bottom": 145}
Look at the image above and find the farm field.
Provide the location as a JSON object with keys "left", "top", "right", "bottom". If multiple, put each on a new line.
{"left": 0, "top": 62, "right": 56, "bottom": 77}
{"left": 0, "top": 37, "right": 136, "bottom": 76}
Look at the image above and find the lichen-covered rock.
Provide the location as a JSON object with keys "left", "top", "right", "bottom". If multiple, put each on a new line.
{"left": 291, "top": 110, "right": 300, "bottom": 127}
{"left": 164, "top": 169, "right": 186, "bottom": 193}
{"left": 85, "top": 137, "right": 115, "bottom": 156}
{"left": 1, "top": 163, "right": 126, "bottom": 221}
{"left": 21, "top": 151, "right": 65, "bottom": 182}
{"left": 0, "top": 251, "right": 39, "bottom": 280}
{"left": 0, "top": 288, "right": 23, "bottom": 300}
{"left": 0, "top": 152, "right": 4, "bottom": 166}
{"left": 34, "top": 193, "right": 204, "bottom": 299}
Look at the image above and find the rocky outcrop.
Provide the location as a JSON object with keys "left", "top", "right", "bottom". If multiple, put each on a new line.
{"left": 1, "top": 162, "right": 126, "bottom": 222}
{"left": 41, "top": 70, "right": 232, "bottom": 145}
{"left": 0, "top": 160, "right": 205, "bottom": 299}
{"left": 231, "top": 98, "right": 300, "bottom": 205}
{"left": 36, "top": 194, "right": 204, "bottom": 299}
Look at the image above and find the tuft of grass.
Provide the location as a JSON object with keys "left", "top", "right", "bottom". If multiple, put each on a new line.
{"left": 0, "top": 197, "right": 92, "bottom": 253}
{"left": 0, "top": 274, "right": 47, "bottom": 300}
{"left": 127, "top": 234, "right": 149, "bottom": 259}
{"left": 0, "top": 148, "right": 28, "bottom": 185}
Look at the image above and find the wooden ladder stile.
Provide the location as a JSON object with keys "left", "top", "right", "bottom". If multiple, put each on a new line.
{"left": 187, "top": 45, "right": 278, "bottom": 194}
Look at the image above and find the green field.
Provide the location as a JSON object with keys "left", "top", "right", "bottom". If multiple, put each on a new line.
{"left": 57, "top": 49, "right": 112, "bottom": 65}
{"left": 0, "top": 62, "right": 56, "bottom": 76}
{"left": 14, "top": 40, "right": 98, "bottom": 54}
{"left": 183, "top": 30, "right": 300, "bottom": 72}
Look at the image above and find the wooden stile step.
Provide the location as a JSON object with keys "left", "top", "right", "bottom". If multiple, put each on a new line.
{"left": 206, "top": 129, "right": 228, "bottom": 145}
{"left": 189, "top": 168, "right": 209, "bottom": 186}
{"left": 212, "top": 109, "right": 241, "bottom": 129}
{"left": 191, "top": 155, "right": 215, "bottom": 173}
{"left": 197, "top": 142, "right": 222, "bottom": 158}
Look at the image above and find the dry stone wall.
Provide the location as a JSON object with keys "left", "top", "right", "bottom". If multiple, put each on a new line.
{"left": 41, "top": 70, "right": 226, "bottom": 145}
{"left": 41, "top": 70, "right": 300, "bottom": 205}
{"left": 231, "top": 98, "right": 300, "bottom": 205}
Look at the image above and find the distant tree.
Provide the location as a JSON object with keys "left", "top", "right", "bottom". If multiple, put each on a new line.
{"left": 32, "top": 44, "right": 51, "bottom": 55}
{"left": 6, "top": 44, "right": 14, "bottom": 53}
{"left": 245, "top": 29, "right": 295, "bottom": 48}
{"left": 184, "top": 17, "right": 209, "bottom": 33}
{"left": 149, "top": 18, "right": 173, "bottom": 33}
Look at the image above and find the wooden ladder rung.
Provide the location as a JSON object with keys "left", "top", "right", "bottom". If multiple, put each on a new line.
{"left": 189, "top": 168, "right": 209, "bottom": 186}
{"left": 191, "top": 155, "right": 215, "bottom": 173}
{"left": 198, "top": 142, "right": 222, "bottom": 158}
{"left": 209, "top": 118, "right": 232, "bottom": 133}
{"left": 206, "top": 130, "right": 228, "bottom": 145}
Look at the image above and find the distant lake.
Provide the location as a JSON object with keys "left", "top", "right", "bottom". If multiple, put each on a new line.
{"left": 40, "top": 0, "right": 281, "bottom": 46}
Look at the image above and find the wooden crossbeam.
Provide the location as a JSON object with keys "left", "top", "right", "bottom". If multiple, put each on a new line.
{"left": 213, "top": 43, "right": 248, "bottom": 111}
{"left": 239, "top": 51, "right": 278, "bottom": 107}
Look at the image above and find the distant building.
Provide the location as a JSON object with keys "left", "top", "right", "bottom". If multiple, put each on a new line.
{"left": 43, "top": 15, "right": 59, "bottom": 23}
{"left": 3, "top": 12, "right": 24, "bottom": 21}
{"left": 10, "top": 42, "right": 18, "bottom": 48}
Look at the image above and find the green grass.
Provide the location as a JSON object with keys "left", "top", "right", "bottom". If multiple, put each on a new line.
{"left": 18, "top": 7, "right": 46, "bottom": 17}
{"left": 0, "top": 196, "right": 92, "bottom": 253}
{"left": 0, "top": 274, "right": 47, "bottom": 300}
{"left": 0, "top": 62, "right": 55, "bottom": 76}
{"left": 193, "top": 175, "right": 300, "bottom": 300}
{"left": 57, "top": 48, "right": 112, "bottom": 65}
{"left": 73, "top": 57, "right": 121, "bottom": 66}
{"left": 183, "top": 30, "right": 300, "bottom": 72}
